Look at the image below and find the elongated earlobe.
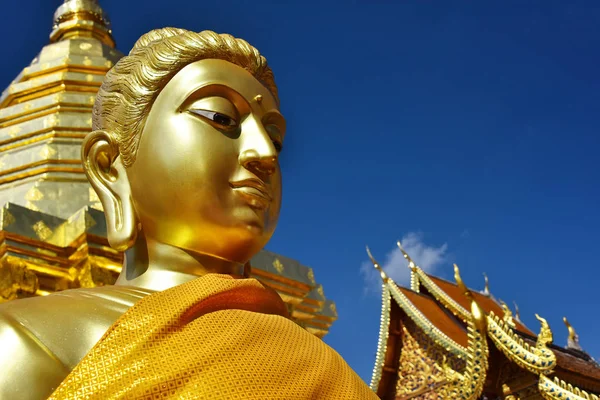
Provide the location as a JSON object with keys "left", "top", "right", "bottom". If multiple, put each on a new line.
{"left": 82, "top": 130, "right": 138, "bottom": 251}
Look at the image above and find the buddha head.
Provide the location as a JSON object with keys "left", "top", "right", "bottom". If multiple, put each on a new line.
{"left": 83, "top": 28, "right": 285, "bottom": 265}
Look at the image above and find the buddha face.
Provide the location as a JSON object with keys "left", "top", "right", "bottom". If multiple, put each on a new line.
{"left": 123, "top": 59, "right": 285, "bottom": 263}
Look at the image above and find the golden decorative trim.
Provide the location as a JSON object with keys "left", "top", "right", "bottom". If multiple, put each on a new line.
{"left": 413, "top": 266, "right": 471, "bottom": 321}
{"left": 366, "top": 246, "right": 467, "bottom": 360}
{"left": 2, "top": 231, "right": 68, "bottom": 254}
{"left": 369, "top": 284, "right": 391, "bottom": 391}
{"left": 272, "top": 258, "right": 284, "bottom": 273}
{"left": 32, "top": 221, "right": 54, "bottom": 241}
{"left": 249, "top": 267, "right": 313, "bottom": 293}
{"left": 25, "top": 187, "right": 45, "bottom": 201}
{"left": 437, "top": 265, "right": 489, "bottom": 400}
{"left": 2, "top": 209, "right": 15, "bottom": 228}
{"left": 25, "top": 201, "right": 41, "bottom": 211}
{"left": 316, "top": 286, "right": 324, "bottom": 298}
{"left": 395, "top": 323, "right": 449, "bottom": 398}
{"left": 0, "top": 159, "right": 81, "bottom": 179}
{"left": 539, "top": 375, "right": 599, "bottom": 400}
{"left": 0, "top": 166, "right": 84, "bottom": 185}
{"left": 0, "top": 130, "right": 88, "bottom": 152}
{"left": 17, "top": 261, "right": 72, "bottom": 281}
{"left": 87, "top": 256, "right": 122, "bottom": 274}
{"left": 411, "top": 259, "right": 557, "bottom": 377}
{"left": 307, "top": 268, "right": 315, "bottom": 285}
{"left": 39, "top": 145, "right": 58, "bottom": 159}
{"left": 0, "top": 257, "right": 39, "bottom": 301}
{"left": 397, "top": 240, "right": 420, "bottom": 293}
{"left": 329, "top": 302, "right": 336, "bottom": 315}
{"left": 21, "top": 66, "right": 110, "bottom": 86}
{"left": 487, "top": 312, "right": 556, "bottom": 374}
{"left": 2, "top": 82, "right": 99, "bottom": 108}
{"left": 294, "top": 303, "right": 321, "bottom": 314}
{"left": 387, "top": 283, "right": 467, "bottom": 358}
{"left": 409, "top": 265, "right": 420, "bottom": 292}
{"left": 500, "top": 300, "right": 517, "bottom": 329}
{"left": 249, "top": 275, "right": 309, "bottom": 298}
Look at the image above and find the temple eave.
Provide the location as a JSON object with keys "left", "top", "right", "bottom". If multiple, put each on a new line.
{"left": 370, "top": 257, "right": 600, "bottom": 399}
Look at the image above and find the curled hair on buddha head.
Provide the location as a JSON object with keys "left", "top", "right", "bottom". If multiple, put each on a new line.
{"left": 92, "top": 28, "right": 279, "bottom": 168}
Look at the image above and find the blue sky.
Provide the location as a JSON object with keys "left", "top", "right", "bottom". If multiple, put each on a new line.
{"left": 3, "top": 1, "right": 599, "bottom": 383}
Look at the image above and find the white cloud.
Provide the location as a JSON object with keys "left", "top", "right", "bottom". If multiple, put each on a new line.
{"left": 360, "top": 232, "right": 448, "bottom": 293}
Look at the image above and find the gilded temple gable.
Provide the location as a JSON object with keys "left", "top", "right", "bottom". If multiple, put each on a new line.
{"left": 367, "top": 242, "right": 600, "bottom": 399}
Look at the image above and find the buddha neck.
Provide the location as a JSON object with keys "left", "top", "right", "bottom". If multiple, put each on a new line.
{"left": 114, "top": 233, "right": 245, "bottom": 291}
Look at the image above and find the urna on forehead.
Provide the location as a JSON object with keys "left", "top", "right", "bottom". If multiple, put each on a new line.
{"left": 92, "top": 28, "right": 279, "bottom": 167}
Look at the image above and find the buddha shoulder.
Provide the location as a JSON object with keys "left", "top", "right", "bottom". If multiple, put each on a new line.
{"left": 0, "top": 286, "right": 152, "bottom": 399}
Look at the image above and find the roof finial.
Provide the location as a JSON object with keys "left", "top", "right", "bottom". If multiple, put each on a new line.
{"left": 50, "top": 0, "right": 115, "bottom": 47}
{"left": 535, "top": 314, "right": 554, "bottom": 347}
{"left": 499, "top": 300, "right": 517, "bottom": 329}
{"left": 396, "top": 240, "right": 417, "bottom": 271}
{"left": 563, "top": 317, "right": 583, "bottom": 351}
{"left": 454, "top": 264, "right": 487, "bottom": 334}
{"left": 366, "top": 246, "right": 389, "bottom": 283}
{"left": 513, "top": 301, "right": 521, "bottom": 322}
{"left": 482, "top": 273, "right": 490, "bottom": 296}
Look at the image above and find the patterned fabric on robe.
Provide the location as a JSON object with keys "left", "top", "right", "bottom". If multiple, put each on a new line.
{"left": 49, "top": 274, "right": 377, "bottom": 399}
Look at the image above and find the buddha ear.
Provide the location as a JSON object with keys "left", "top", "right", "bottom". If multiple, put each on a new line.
{"left": 82, "top": 130, "right": 138, "bottom": 251}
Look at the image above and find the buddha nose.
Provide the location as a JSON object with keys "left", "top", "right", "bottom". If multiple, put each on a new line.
{"left": 238, "top": 116, "right": 278, "bottom": 176}
{"left": 239, "top": 149, "right": 277, "bottom": 176}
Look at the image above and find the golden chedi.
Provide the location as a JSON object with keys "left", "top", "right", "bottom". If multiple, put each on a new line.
{"left": 0, "top": 28, "right": 376, "bottom": 399}
{"left": 0, "top": 0, "right": 122, "bottom": 218}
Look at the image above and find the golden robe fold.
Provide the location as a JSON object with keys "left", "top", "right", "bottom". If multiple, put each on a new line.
{"left": 49, "top": 274, "right": 377, "bottom": 399}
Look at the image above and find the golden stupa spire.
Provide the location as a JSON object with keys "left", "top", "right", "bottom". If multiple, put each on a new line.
{"left": 50, "top": 0, "right": 115, "bottom": 47}
{"left": 0, "top": 0, "right": 123, "bottom": 218}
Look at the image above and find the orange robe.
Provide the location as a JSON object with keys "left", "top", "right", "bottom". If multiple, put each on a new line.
{"left": 49, "top": 274, "right": 377, "bottom": 399}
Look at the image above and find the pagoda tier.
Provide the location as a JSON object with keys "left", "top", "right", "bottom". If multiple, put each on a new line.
{"left": 0, "top": 1, "right": 122, "bottom": 218}
{"left": 367, "top": 243, "right": 600, "bottom": 400}
{"left": 0, "top": 0, "right": 337, "bottom": 338}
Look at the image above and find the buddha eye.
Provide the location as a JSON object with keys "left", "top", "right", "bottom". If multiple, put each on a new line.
{"left": 265, "top": 123, "right": 283, "bottom": 153}
{"left": 190, "top": 109, "right": 238, "bottom": 128}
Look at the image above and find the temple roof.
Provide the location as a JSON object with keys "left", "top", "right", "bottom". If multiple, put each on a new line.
{"left": 398, "top": 278, "right": 600, "bottom": 395}
{"left": 397, "top": 286, "right": 468, "bottom": 348}
{"left": 552, "top": 343, "right": 600, "bottom": 381}
{"left": 367, "top": 243, "right": 600, "bottom": 400}
{"left": 423, "top": 274, "right": 535, "bottom": 336}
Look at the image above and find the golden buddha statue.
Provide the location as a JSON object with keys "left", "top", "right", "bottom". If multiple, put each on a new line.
{"left": 0, "top": 29, "right": 376, "bottom": 399}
